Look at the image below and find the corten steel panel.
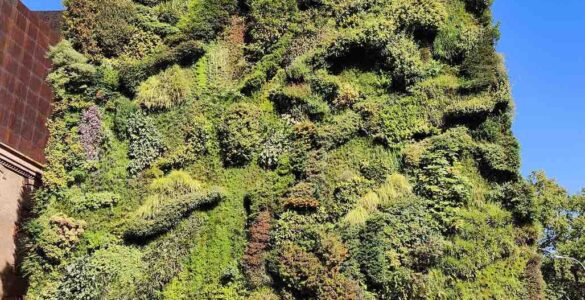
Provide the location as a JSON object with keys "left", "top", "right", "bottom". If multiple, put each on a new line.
{"left": 0, "top": 0, "right": 61, "bottom": 165}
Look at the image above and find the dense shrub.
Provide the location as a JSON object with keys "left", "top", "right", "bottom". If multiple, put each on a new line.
{"left": 383, "top": 35, "right": 425, "bottom": 90}
{"left": 309, "top": 70, "right": 340, "bottom": 102}
{"left": 63, "top": 0, "right": 138, "bottom": 59}
{"left": 135, "top": 0, "right": 165, "bottom": 6}
{"left": 136, "top": 65, "right": 192, "bottom": 110}
{"left": 155, "top": 0, "right": 190, "bottom": 25}
{"left": 259, "top": 130, "right": 290, "bottom": 170}
{"left": 156, "top": 116, "right": 213, "bottom": 170}
{"left": 126, "top": 112, "right": 166, "bottom": 175}
{"left": 317, "top": 111, "right": 361, "bottom": 150}
{"left": 444, "top": 94, "right": 502, "bottom": 126}
{"left": 179, "top": 0, "right": 238, "bottom": 41}
{"left": 247, "top": 0, "right": 299, "bottom": 59}
{"left": 69, "top": 190, "right": 119, "bottom": 212}
{"left": 464, "top": 0, "right": 494, "bottom": 16}
{"left": 357, "top": 97, "right": 437, "bottom": 145}
{"left": 30, "top": 214, "right": 86, "bottom": 265}
{"left": 357, "top": 198, "right": 445, "bottom": 298}
{"left": 112, "top": 97, "right": 140, "bottom": 139}
{"left": 410, "top": 129, "right": 473, "bottom": 207}
{"left": 433, "top": 2, "right": 482, "bottom": 63}
{"left": 47, "top": 41, "right": 96, "bottom": 98}
{"left": 240, "top": 35, "right": 293, "bottom": 95}
{"left": 273, "top": 241, "right": 362, "bottom": 298}
{"left": 388, "top": 0, "right": 447, "bottom": 36}
{"left": 219, "top": 103, "right": 262, "bottom": 166}
{"left": 56, "top": 245, "right": 144, "bottom": 300}
{"left": 460, "top": 27, "right": 503, "bottom": 91}
{"left": 327, "top": 175, "right": 373, "bottom": 220}
{"left": 488, "top": 180, "right": 536, "bottom": 224}
{"left": 269, "top": 84, "right": 329, "bottom": 120}
{"left": 121, "top": 30, "right": 164, "bottom": 61}
{"left": 125, "top": 190, "right": 224, "bottom": 240}
{"left": 119, "top": 41, "right": 205, "bottom": 94}
{"left": 476, "top": 139, "right": 520, "bottom": 181}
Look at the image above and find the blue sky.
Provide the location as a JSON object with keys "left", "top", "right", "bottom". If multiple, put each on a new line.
{"left": 23, "top": 0, "right": 585, "bottom": 193}
{"left": 21, "top": 0, "right": 63, "bottom": 10}
{"left": 493, "top": 0, "right": 585, "bottom": 194}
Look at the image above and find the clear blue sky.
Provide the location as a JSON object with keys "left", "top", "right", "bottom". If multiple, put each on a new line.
{"left": 21, "top": 0, "right": 63, "bottom": 11}
{"left": 22, "top": 0, "right": 585, "bottom": 193}
{"left": 493, "top": 0, "right": 585, "bottom": 194}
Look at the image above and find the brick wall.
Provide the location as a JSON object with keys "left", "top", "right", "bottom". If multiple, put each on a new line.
{"left": 0, "top": 0, "right": 61, "bottom": 165}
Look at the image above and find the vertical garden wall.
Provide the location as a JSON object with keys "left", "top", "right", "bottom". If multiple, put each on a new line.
{"left": 21, "top": 0, "right": 585, "bottom": 299}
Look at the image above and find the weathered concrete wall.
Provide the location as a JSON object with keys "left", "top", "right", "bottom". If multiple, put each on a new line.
{"left": 0, "top": 164, "right": 33, "bottom": 298}
{"left": 0, "top": 0, "right": 61, "bottom": 165}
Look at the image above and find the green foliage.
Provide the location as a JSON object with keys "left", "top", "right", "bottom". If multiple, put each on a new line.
{"left": 125, "top": 171, "right": 209, "bottom": 239}
{"left": 439, "top": 203, "right": 529, "bottom": 299}
{"left": 28, "top": 213, "right": 87, "bottom": 265}
{"left": 47, "top": 40, "right": 96, "bottom": 98}
{"left": 327, "top": 175, "right": 373, "bottom": 220}
{"left": 272, "top": 240, "right": 362, "bottom": 299}
{"left": 148, "top": 170, "right": 203, "bottom": 198}
{"left": 136, "top": 65, "right": 192, "bottom": 110}
{"left": 68, "top": 190, "right": 119, "bottom": 212}
{"left": 156, "top": 0, "right": 190, "bottom": 25}
{"left": 409, "top": 129, "right": 474, "bottom": 208}
{"left": 269, "top": 84, "right": 330, "bottom": 120}
{"left": 179, "top": 0, "right": 238, "bottom": 40}
{"left": 27, "top": 0, "right": 555, "bottom": 298}
{"left": 247, "top": 0, "right": 299, "bottom": 59}
{"left": 489, "top": 180, "right": 536, "bottom": 224}
{"left": 464, "top": 0, "right": 494, "bottom": 16}
{"left": 113, "top": 96, "right": 140, "bottom": 139}
{"left": 258, "top": 129, "right": 290, "bottom": 170}
{"left": 530, "top": 172, "right": 585, "bottom": 299}
{"left": 344, "top": 174, "right": 413, "bottom": 226}
{"left": 433, "top": 1, "right": 482, "bottom": 63}
{"left": 357, "top": 198, "right": 446, "bottom": 299}
{"left": 317, "top": 111, "right": 361, "bottom": 150}
{"left": 357, "top": 96, "right": 437, "bottom": 145}
{"left": 119, "top": 41, "right": 205, "bottom": 93}
{"left": 63, "top": 0, "right": 138, "bottom": 59}
{"left": 127, "top": 112, "right": 166, "bottom": 175}
{"left": 219, "top": 103, "right": 263, "bottom": 166}
{"left": 384, "top": 34, "right": 426, "bottom": 89}
{"left": 477, "top": 138, "right": 520, "bottom": 180}
{"left": 56, "top": 245, "right": 145, "bottom": 300}
{"left": 156, "top": 115, "right": 214, "bottom": 170}
{"left": 461, "top": 27, "right": 504, "bottom": 91}
{"left": 125, "top": 189, "right": 224, "bottom": 240}
{"left": 388, "top": 0, "right": 447, "bottom": 34}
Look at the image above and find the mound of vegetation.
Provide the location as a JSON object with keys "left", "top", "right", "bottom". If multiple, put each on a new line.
{"left": 23, "top": 0, "right": 584, "bottom": 299}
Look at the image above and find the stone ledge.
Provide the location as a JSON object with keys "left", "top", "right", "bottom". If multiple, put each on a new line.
{"left": 0, "top": 142, "right": 43, "bottom": 181}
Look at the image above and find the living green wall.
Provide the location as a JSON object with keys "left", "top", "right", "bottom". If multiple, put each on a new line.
{"left": 22, "top": 0, "right": 585, "bottom": 299}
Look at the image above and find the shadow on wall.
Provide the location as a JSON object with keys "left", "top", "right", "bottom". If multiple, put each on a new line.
{"left": 1, "top": 182, "right": 35, "bottom": 299}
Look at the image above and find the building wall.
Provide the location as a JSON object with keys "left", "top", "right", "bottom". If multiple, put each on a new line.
{"left": 0, "top": 1, "right": 61, "bottom": 297}
{"left": 0, "top": 164, "right": 33, "bottom": 298}
{"left": 0, "top": 0, "right": 61, "bottom": 165}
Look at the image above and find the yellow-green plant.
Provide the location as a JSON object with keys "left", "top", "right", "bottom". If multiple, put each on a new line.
{"left": 136, "top": 65, "right": 192, "bottom": 110}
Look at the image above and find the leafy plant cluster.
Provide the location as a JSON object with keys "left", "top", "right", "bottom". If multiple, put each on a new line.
{"left": 23, "top": 0, "right": 583, "bottom": 299}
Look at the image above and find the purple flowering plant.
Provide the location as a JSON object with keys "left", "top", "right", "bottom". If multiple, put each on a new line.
{"left": 79, "top": 105, "right": 103, "bottom": 161}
